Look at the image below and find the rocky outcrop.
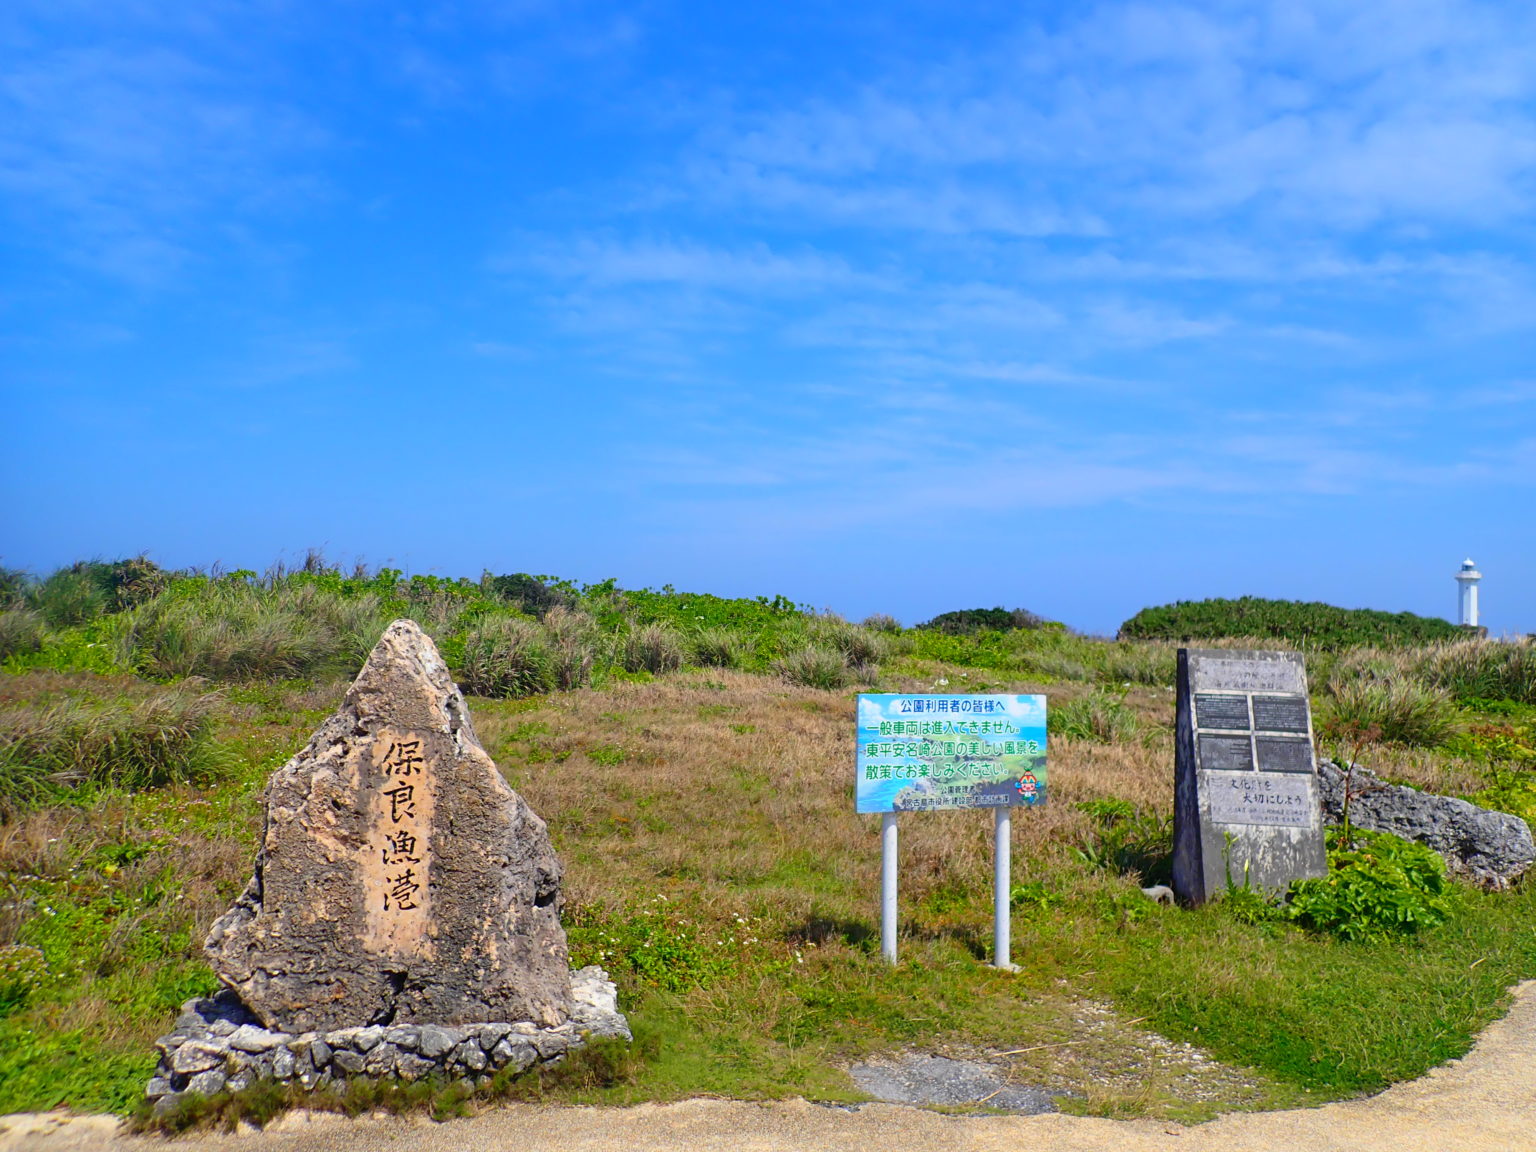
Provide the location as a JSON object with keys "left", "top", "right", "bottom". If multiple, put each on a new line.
{"left": 1318, "top": 760, "right": 1535, "bottom": 889}
{"left": 204, "top": 619, "right": 572, "bottom": 1034}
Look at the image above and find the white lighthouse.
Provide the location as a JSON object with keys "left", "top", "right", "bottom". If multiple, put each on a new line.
{"left": 1455, "top": 558, "right": 1482, "bottom": 628}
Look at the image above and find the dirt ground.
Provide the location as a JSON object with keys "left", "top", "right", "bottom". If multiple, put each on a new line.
{"left": 6, "top": 980, "right": 1535, "bottom": 1152}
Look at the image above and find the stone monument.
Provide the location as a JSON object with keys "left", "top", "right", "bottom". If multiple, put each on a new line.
{"left": 147, "top": 620, "right": 626, "bottom": 1109}
{"left": 1172, "top": 648, "right": 1327, "bottom": 905}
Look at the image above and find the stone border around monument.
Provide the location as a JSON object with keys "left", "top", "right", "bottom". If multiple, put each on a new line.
{"left": 1173, "top": 649, "right": 1328, "bottom": 905}
{"left": 145, "top": 966, "right": 628, "bottom": 1114}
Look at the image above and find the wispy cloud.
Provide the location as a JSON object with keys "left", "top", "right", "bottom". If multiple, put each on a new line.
{"left": 0, "top": 40, "right": 325, "bottom": 283}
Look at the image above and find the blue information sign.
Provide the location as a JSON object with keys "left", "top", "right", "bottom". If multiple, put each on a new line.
{"left": 855, "top": 693, "right": 1048, "bottom": 814}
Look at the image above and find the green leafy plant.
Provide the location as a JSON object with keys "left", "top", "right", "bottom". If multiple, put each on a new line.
{"left": 0, "top": 945, "right": 48, "bottom": 1016}
{"left": 1286, "top": 829, "right": 1451, "bottom": 941}
{"left": 1072, "top": 800, "right": 1173, "bottom": 885}
{"left": 565, "top": 898, "right": 774, "bottom": 992}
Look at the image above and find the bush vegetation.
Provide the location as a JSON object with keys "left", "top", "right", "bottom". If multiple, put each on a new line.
{"left": 1120, "top": 596, "right": 1464, "bottom": 649}
{"left": 3, "top": 555, "right": 1536, "bottom": 1126}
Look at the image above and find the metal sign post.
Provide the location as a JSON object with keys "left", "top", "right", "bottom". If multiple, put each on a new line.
{"left": 992, "top": 805, "right": 1017, "bottom": 971}
{"left": 856, "top": 693, "right": 1047, "bottom": 972}
{"left": 881, "top": 812, "right": 899, "bottom": 964}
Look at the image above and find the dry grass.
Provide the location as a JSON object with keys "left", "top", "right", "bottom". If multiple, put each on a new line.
{"left": 471, "top": 671, "right": 1175, "bottom": 917}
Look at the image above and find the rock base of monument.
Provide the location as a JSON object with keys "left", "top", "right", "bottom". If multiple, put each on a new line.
{"left": 145, "top": 966, "right": 628, "bottom": 1115}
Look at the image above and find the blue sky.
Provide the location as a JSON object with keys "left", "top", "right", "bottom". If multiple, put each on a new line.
{"left": 2, "top": 0, "right": 1533, "bottom": 636}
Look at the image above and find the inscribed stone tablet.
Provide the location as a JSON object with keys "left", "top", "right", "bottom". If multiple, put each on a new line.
{"left": 1205, "top": 770, "right": 1316, "bottom": 828}
{"left": 1197, "top": 733, "right": 1254, "bottom": 771}
{"left": 1252, "top": 695, "right": 1310, "bottom": 733}
{"left": 1194, "top": 694, "right": 1250, "bottom": 730}
{"left": 1174, "top": 649, "right": 1326, "bottom": 904}
{"left": 1192, "top": 657, "right": 1306, "bottom": 695}
{"left": 1256, "top": 735, "right": 1314, "bottom": 774}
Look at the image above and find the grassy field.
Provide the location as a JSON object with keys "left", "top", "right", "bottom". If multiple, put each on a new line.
{"left": 2, "top": 561, "right": 1535, "bottom": 1124}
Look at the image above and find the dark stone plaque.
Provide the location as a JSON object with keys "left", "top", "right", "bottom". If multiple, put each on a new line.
{"left": 1252, "top": 695, "right": 1310, "bottom": 733}
{"left": 1197, "top": 733, "right": 1253, "bottom": 771}
{"left": 1174, "top": 649, "right": 1326, "bottom": 905}
{"left": 1256, "top": 735, "right": 1314, "bottom": 774}
{"left": 1195, "top": 694, "right": 1250, "bottom": 730}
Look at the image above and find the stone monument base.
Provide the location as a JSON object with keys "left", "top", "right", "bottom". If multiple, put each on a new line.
{"left": 145, "top": 966, "right": 628, "bottom": 1115}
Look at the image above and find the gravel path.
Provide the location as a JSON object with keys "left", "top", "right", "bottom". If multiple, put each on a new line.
{"left": 7, "top": 980, "right": 1535, "bottom": 1152}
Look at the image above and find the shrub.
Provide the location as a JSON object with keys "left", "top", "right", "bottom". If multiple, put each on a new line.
{"left": 1324, "top": 678, "right": 1457, "bottom": 748}
{"left": 1119, "top": 597, "right": 1462, "bottom": 649}
{"left": 773, "top": 646, "right": 852, "bottom": 690}
{"left": 917, "top": 607, "right": 1049, "bottom": 635}
{"left": 692, "top": 627, "right": 752, "bottom": 669}
{"left": 1285, "top": 829, "right": 1451, "bottom": 941}
{"left": 459, "top": 616, "right": 555, "bottom": 698}
{"left": 483, "top": 572, "right": 574, "bottom": 619}
{"left": 621, "top": 623, "right": 686, "bottom": 675}
{"left": 100, "top": 556, "right": 172, "bottom": 610}
{"left": 0, "top": 687, "right": 222, "bottom": 811}
{"left": 860, "top": 613, "right": 902, "bottom": 633}
{"left": 1050, "top": 692, "right": 1140, "bottom": 743}
{"left": 0, "top": 608, "right": 45, "bottom": 661}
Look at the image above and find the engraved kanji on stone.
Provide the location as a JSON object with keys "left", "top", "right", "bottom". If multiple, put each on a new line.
{"left": 385, "top": 868, "right": 421, "bottom": 911}
{"left": 382, "top": 739, "right": 424, "bottom": 777}
{"left": 381, "top": 830, "right": 421, "bottom": 866}
{"left": 383, "top": 783, "right": 416, "bottom": 823}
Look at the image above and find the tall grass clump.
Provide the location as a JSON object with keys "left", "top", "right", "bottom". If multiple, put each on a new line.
{"left": 806, "top": 615, "right": 892, "bottom": 666}
{"left": 26, "top": 567, "right": 109, "bottom": 629}
{"left": 1095, "top": 641, "right": 1177, "bottom": 686}
{"left": 0, "top": 609, "right": 45, "bottom": 661}
{"left": 692, "top": 627, "right": 753, "bottom": 669}
{"left": 460, "top": 616, "right": 555, "bottom": 698}
{"left": 773, "top": 645, "right": 854, "bottom": 689}
{"left": 125, "top": 581, "right": 387, "bottom": 681}
{"left": 1050, "top": 692, "right": 1141, "bottom": 743}
{"left": 542, "top": 606, "right": 602, "bottom": 690}
{"left": 0, "top": 688, "right": 222, "bottom": 811}
{"left": 1416, "top": 638, "right": 1536, "bottom": 705}
{"left": 1324, "top": 679, "right": 1457, "bottom": 748}
{"left": 621, "top": 624, "right": 686, "bottom": 675}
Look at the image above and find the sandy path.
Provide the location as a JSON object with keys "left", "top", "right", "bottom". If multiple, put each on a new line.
{"left": 7, "top": 981, "right": 1535, "bottom": 1152}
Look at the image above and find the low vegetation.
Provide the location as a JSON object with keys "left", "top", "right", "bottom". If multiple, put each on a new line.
{"left": 1, "top": 557, "right": 1534, "bottom": 1128}
{"left": 1120, "top": 596, "right": 1466, "bottom": 649}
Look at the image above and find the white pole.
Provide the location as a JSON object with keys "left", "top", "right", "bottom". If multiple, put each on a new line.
{"left": 881, "top": 812, "right": 898, "bottom": 964}
{"left": 993, "top": 805, "right": 1013, "bottom": 970}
